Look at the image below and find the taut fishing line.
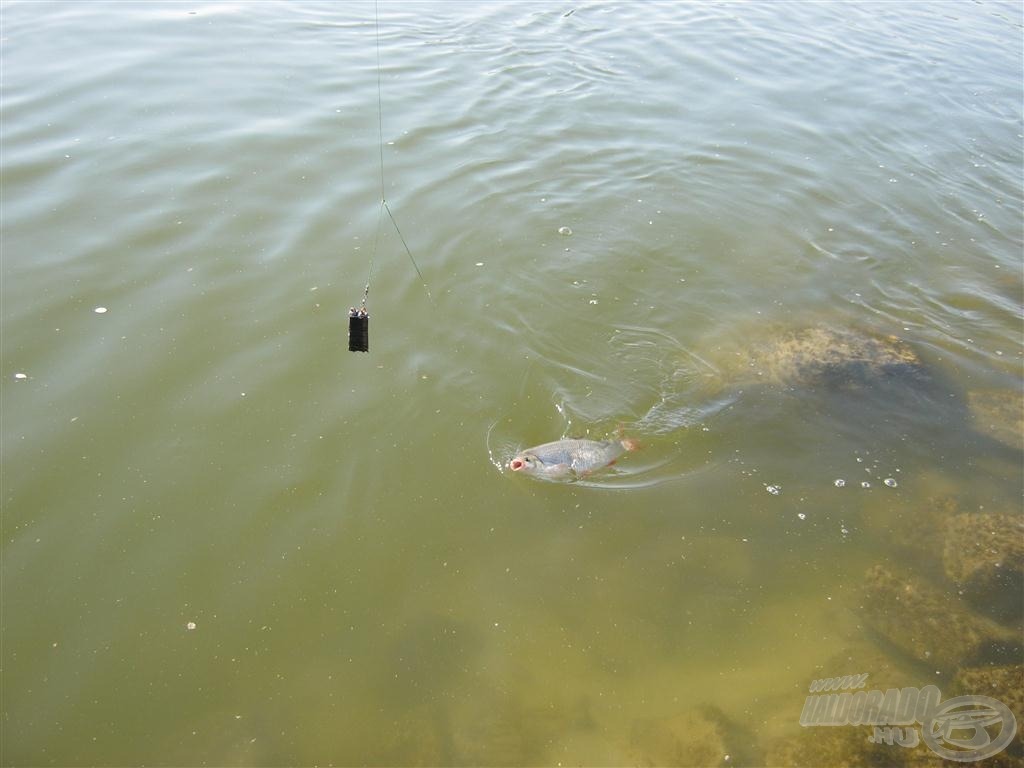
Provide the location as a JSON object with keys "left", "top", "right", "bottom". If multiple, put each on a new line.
{"left": 349, "top": 0, "right": 433, "bottom": 353}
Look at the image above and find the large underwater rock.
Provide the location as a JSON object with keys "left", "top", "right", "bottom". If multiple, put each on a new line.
{"left": 727, "top": 327, "right": 926, "bottom": 390}
{"left": 763, "top": 723, "right": 895, "bottom": 768}
{"left": 857, "top": 566, "right": 1019, "bottom": 671}
{"left": 967, "top": 389, "right": 1023, "bottom": 452}
{"left": 943, "top": 512, "right": 1024, "bottom": 624}
{"left": 954, "top": 663, "right": 1023, "bottom": 724}
{"left": 860, "top": 491, "right": 959, "bottom": 562}
{"left": 629, "top": 708, "right": 733, "bottom": 768}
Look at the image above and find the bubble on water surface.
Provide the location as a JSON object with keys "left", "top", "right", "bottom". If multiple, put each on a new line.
{"left": 186, "top": 621, "right": 196, "bottom": 630}
{"left": 94, "top": 306, "right": 108, "bottom": 314}
{"left": 884, "top": 478, "right": 897, "bottom": 487}
{"left": 14, "top": 372, "right": 27, "bottom": 380}
{"left": 765, "top": 485, "right": 781, "bottom": 495}
{"left": 834, "top": 478, "right": 846, "bottom": 487}
{"left": 861, "top": 481, "right": 872, "bottom": 489}
{"left": 558, "top": 226, "right": 572, "bottom": 235}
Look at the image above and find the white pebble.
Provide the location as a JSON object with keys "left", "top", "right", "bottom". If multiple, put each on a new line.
{"left": 94, "top": 306, "right": 108, "bottom": 314}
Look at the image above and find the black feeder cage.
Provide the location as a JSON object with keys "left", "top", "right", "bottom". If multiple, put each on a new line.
{"left": 348, "top": 308, "right": 369, "bottom": 353}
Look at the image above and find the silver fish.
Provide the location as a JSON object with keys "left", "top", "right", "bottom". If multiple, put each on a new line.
{"left": 509, "top": 436, "right": 639, "bottom": 481}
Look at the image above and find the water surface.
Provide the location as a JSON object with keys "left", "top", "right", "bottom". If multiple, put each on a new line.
{"left": 2, "top": 1, "right": 1022, "bottom": 764}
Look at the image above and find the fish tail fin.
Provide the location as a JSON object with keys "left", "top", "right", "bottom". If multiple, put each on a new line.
{"left": 620, "top": 436, "right": 640, "bottom": 452}
{"left": 615, "top": 423, "right": 640, "bottom": 452}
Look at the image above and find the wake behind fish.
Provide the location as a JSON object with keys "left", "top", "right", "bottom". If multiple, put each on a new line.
{"left": 485, "top": 325, "right": 734, "bottom": 489}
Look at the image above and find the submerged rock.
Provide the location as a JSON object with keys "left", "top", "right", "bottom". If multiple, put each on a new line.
{"left": 810, "top": 641, "right": 920, "bottom": 696}
{"left": 445, "top": 685, "right": 575, "bottom": 766}
{"left": 943, "top": 512, "right": 1024, "bottom": 623}
{"left": 967, "top": 390, "right": 1023, "bottom": 452}
{"left": 858, "top": 566, "right": 1019, "bottom": 671}
{"left": 861, "top": 492, "right": 959, "bottom": 563}
{"left": 764, "top": 724, "right": 894, "bottom": 768}
{"left": 954, "top": 664, "right": 1023, "bottom": 723}
{"left": 901, "top": 742, "right": 1023, "bottom": 768}
{"left": 629, "top": 708, "right": 733, "bottom": 767}
{"left": 732, "top": 327, "right": 926, "bottom": 390}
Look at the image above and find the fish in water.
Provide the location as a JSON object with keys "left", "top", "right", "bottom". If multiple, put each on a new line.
{"left": 509, "top": 436, "right": 639, "bottom": 481}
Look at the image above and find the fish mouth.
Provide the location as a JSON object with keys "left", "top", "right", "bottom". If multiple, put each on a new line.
{"left": 510, "top": 459, "right": 524, "bottom": 471}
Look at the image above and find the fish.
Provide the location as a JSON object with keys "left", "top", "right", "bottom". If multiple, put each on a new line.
{"left": 509, "top": 435, "right": 639, "bottom": 481}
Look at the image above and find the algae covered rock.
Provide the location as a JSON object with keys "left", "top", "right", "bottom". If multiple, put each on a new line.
{"left": 896, "top": 666, "right": 1024, "bottom": 768}
{"left": 943, "top": 512, "right": 1024, "bottom": 622}
{"left": 900, "top": 743, "right": 1023, "bottom": 768}
{"left": 763, "top": 724, "right": 895, "bottom": 768}
{"left": 857, "top": 566, "right": 1018, "bottom": 671}
{"left": 954, "top": 664, "right": 1023, "bottom": 724}
{"left": 732, "top": 327, "right": 925, "bottom": 390}
{"left": 860, "top": 492, "right": 959, "bottom": 563}
{"left": 968, "top": 389, "right": 1023, "bottom": 452}
{"left": 629, "top": 708, "right": 733, "bottom": 767}
{"left": 948, "top": 664, "right": 1024, "bottom": 767}
{"left": 445, "top": 690, "right": 564, "bottom": 766}
{"left": 810, "top": 641, "right": 919, "bottom": 696}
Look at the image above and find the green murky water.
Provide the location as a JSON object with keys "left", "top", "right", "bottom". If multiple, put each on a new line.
{"left": 3, "top": 2, "right": 1021, "bottom": 765}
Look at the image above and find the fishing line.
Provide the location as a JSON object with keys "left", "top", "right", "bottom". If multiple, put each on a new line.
{"left": 349, "top": 0, "right": 433, "bottom": 353}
